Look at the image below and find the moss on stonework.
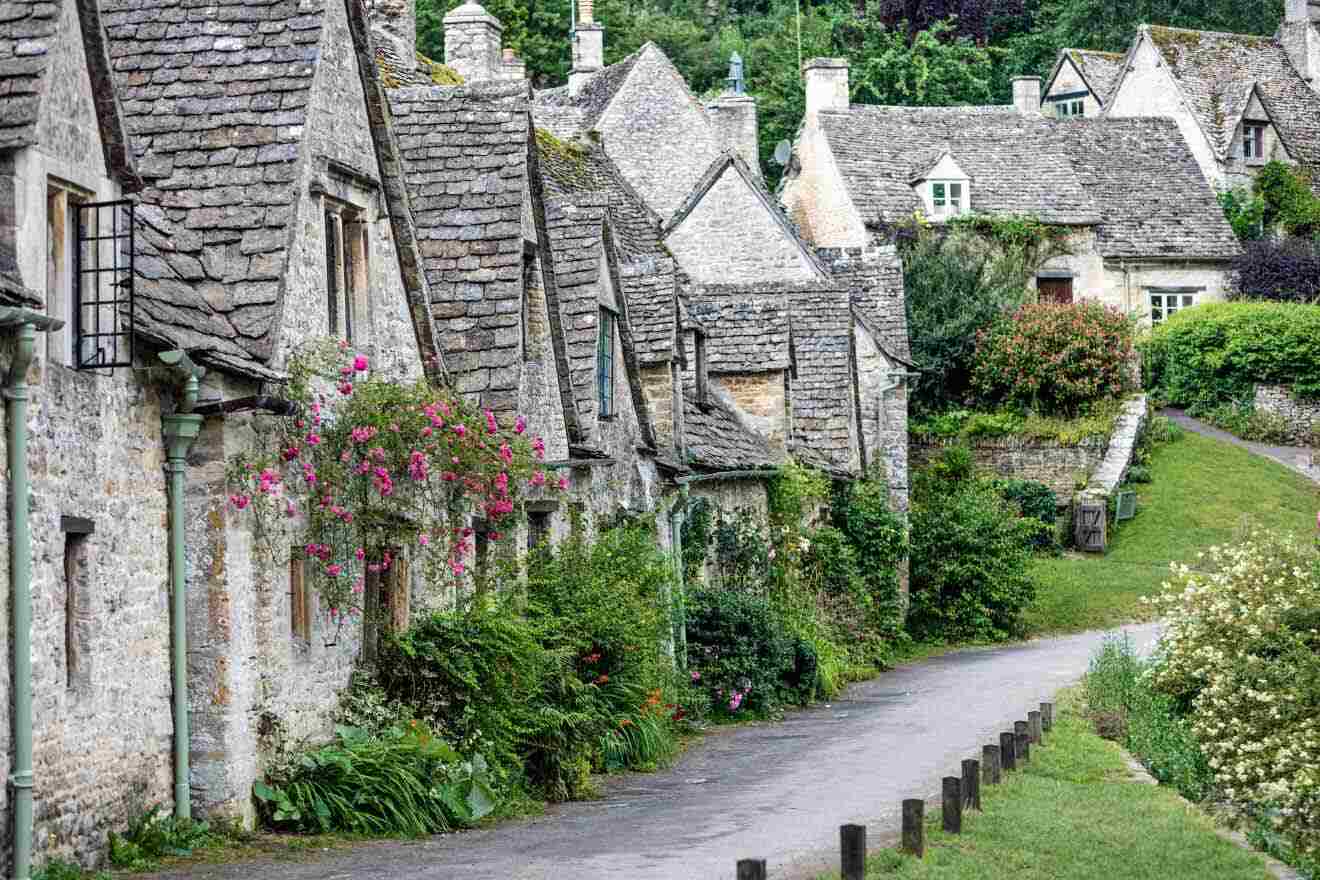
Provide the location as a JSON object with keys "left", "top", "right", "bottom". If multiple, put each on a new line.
{"left": 417, "top": 53, "right": 464, "bottom": 85}
{"left": 535, "top": 128, "right": 591, "bottom": 185}
{"left": 1149, "top": 26, "right": 1205, "bottom": 66}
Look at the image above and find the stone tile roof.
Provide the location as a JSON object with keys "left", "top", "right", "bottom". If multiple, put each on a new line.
{"left": 1141, "top": 25, "right": 1320, "bottom": 172}
{"left": 1059, "top": 49, "right": 1126, "bottom": 105}
{"left": 102, "top": 0, "right": 327, "bottom": 374}
{"left": 537, "top": 130, "right": 677, "bottom": 365}
{"left": 817, "top": 246, "right": 912, "bottom": 365}
{"left": 787, "top": 285, "right": 856, "bottom": 474}
{"left": 375, "top": 45, "right": 463, "bottom": 88}
{"left": 387, "top": 79, "right": 530, "bottom": 417}
{"left": 818, "top": 107, "right": 1241, "bottom": 259}
{"left": 685, "top": 287, "right": 790, "bottom": 374}
{"left": 543, "top": 195, "right": 608, "bottom": 436}
{"left": 682, "top": 385, "right": 781, "bottom": 472}
{"left": 0, "top": 0, "right": 59, "bottom": 148}
{"left": 532, "top": 45, "right": 644, "bottom": 136}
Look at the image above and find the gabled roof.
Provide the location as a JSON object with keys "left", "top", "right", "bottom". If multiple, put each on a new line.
{"left": 685, "top": 288, "right": 790, "bottom": 374}
{"left": 682, "top": 385, "right": 781, "bottom": 473}
{"left": 1047, "top": 49, "right": 1127, "bottom": 106}
{"left": 532, "top": 45, "right": 646, "bottom": 138}
{"left": 817, "top": 106, "right": 1240, "bottom": 259}
{"left": 0, "top": 0, "right": 60, "bottom": 148}
{"left": 103, "top": 0, "right": 329, "bottom": 374}
{"left": 387, "top": 80, "right": 531, "bottom": 417}
{"left": 1136, "top": 25, "right": 1320, "bottom": 169}
{"left": 786, "top": 284, "right": 856, "bottom": 474}
{"left": 536, "top": 130, "right": 677, "bottom": 366}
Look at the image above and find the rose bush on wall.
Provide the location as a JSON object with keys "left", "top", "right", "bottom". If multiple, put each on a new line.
{"left": 227, "top": 340, "right": 567, "bottom": 619}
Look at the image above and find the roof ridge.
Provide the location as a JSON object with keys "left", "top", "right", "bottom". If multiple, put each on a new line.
{"left": 1143, "top": 22, "right": 1278, "bottom": 42}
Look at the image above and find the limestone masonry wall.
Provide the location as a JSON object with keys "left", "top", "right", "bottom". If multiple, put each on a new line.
{"left": 910, "top": 435, "right": 1107, "bottom": 500}
{"left": 1255, "top": 384, "right": 1320, "bottom": 445}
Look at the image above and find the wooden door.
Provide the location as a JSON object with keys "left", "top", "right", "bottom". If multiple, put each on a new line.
{"left": 1038, "top": 277, "right": 1074, "bottom": 304}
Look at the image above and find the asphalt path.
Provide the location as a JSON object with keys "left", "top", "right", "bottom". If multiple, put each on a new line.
{"left": 151, "top": 623, "right": 1161, "bottom": 880}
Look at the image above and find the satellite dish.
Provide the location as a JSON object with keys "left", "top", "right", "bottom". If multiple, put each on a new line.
{"left": 772, "top": 139, "right": 792, "bottom": 166}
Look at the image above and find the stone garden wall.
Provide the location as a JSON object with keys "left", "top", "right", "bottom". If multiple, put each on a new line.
{"left": 909, "top": 436, "right": 1107, "bottom": 500}
{"left": 1253, "top": 384, "right": 1320, "bottom": 445}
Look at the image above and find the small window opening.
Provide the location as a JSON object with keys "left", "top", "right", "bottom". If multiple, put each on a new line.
{"left": 930, "top": 181, "right": 965, "bottom": 218}
{"left": 597, "top": 308, "right": 616, "bottom": 418}
{"left": 324, "top": 204, "right": 370, "bottom": 343}
{"left": 1150, "top": 290, "right": 1199, "bottom": 324}
{"left": 324, "top": 210, "right": 340, "bottom": 335}
{"left": 527, "top": 510, "right": 551, "bottom": 552}
{"left": 61, "top": 516, "right": 94, "bottom": 691}
{"left": 1243, "top": 123, "right": 1266, "bottom": 161}
{"left": 694, "top": 330, "right": 709, "bottom": 408}
{"left": 290, "top": 550, "right": 311, "bottom": 644}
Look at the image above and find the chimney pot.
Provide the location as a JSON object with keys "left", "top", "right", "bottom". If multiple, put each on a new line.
{"left": 1012, "top": 76, "right": 1042, "bottom": 115}
{"left": 579, "top": 0, "right": 594, "bottom": 25}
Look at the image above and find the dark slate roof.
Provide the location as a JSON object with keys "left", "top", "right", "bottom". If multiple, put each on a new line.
{"left": 537, "top": 130, "right": 677, "bottom": 364}
{"left": 0, "top": 0, "right": 58, "bottom": 148}
{"left": 543, "top": 195, "right": 608, "bottom": 434}
{"left": 1142, "top": 25, "right": 1320, "bottom": 171}
{"left": 102, "top": 0, "right": 325, "bottom": 374}
{"left": 1055, "top": 49, "right": 1126, "bottom": 105}
{"left": 819, "top": 106, "right": 1241, "bottom": 259}
{"left": 787, "top": 285, "right": 856, "bottom": 474}
{"left": 387, "top": 79, "right": 530, "bottom": 418}
{"left": 682, "top": 385, "right": 781, "bottom": 472}
{"left": 685, "top": 286, "right": 790, "bottom": 374}
{"left": 532, "top": 45, "right": 645, "bottom": 136}
{"left": 375, "top": 45, "right": 464, "bottom": 88}
{"left": 817, "top": 246, "right": 912, "bottom": 365}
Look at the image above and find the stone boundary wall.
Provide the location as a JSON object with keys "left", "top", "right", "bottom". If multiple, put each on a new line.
{"left": 1254, "top": 384, "right": 1320, "bottom": 445}
{"left": 1086, "top": 395, "right": 1149, "bottom": 495}
{"left": 909, "top": 435, "right": 1106, "bottom": 500}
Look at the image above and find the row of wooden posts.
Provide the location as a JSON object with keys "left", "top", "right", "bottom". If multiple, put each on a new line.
{"left": 734, "top": 701, "right": 1055, "bottom": 879}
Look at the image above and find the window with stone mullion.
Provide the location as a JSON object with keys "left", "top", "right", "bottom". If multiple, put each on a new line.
{"left": 597, "top": 307, "right": 615, "bottom": 418}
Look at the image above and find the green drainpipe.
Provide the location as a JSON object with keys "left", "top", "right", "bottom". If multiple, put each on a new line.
{"left": 669, "top": 486, "right": 688, "bottom": 670}
{"left": 1, "top": 308, "right": 63, "bottom": 880}
{"left": 159, "top": 351, "right": 205, "bottom": 821}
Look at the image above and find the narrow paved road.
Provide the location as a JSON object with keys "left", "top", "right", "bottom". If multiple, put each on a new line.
{"left": 156, "top": 624, "right": 1160, "bottom": 880}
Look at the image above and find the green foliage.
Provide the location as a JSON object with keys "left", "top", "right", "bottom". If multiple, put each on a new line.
{"left": 1201, "top": 402, "right": 1294, "bottom": 444}
{"left": 710, "top": 507, "right": 772, "bottom": 593}
{"left": 1126, "top": 464, "right": 1153, "bottom": 484}
{"left": 910, "top": 402, "right": 1122, "bottom": 445}
{"left": 995, "top": 479, "right": 1059, "bottom": 552}
{"left": 972, "top": 302, "right": 1138, "bottom": 416}
{"left": 1218, "top": 187, "right": 1266, "bottom": 241}
{"left": 902, "top": 226, "right": 1045, "bottom": 414}
{"left": 829, "top": 475, "right": 908, "bottom": 643}
{"left": 107, "top": 805, "right": 224, "bottom": 871}
{"left": 908, "top": 451, "right": 1044, "bottom": 641}
{"left": 1083, "top": 637, "right": 1215, "bottom": 802}
{"left": 33, "top": 861, "right": 109, "bottom": 880}
{"left": 1255, "top": 161, "right": 1320, "bottom": 238}
{"left": 685, "top": 586, "right": 796, "bottom": 716}
{"left": 679, "top": 495, "right": 713, "bottom": 583}
{"left": 1143, "top": 301, "right": 1320, "bottom": 414}
{"left": 254, "top": 723, "right": 497, "bottom": 835}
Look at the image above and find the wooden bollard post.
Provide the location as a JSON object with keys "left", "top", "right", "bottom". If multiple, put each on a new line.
{"left": 902, "top": 799, "right": 925, "bottom": 858}
{"left": 942, "top": 776, "right": 962, "bottom": 833}
{"left": 736, "top": 859, "right": 767, "bottom": 880}
{"left": 983, "top": 744, "right": 1001, "bottom": 784}
{"left": 1029, "top": 710, "right": 1043, "bottom": 745}
{"left": 962, "top": 759, "right": 981, "bottom": 811}
{"left": 1041, "top": 701, "right": 1054, "bottom": 732}
{"left": 999, "top": 732, "right": 1017, "bottom": 771}
{"left": 1015, "top": 721, "right": 1031, "bottom": 764}
{"left": 840, "top": 824, "right": 866, "bottom": 880}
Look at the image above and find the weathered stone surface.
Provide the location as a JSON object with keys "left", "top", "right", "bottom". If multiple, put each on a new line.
{"left": 1254, "top": 384, "right": 1320, "bottom": 444}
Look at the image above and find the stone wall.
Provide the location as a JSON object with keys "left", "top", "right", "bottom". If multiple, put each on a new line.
{"left": 910, "top": 435, "right": 1107, "bottom": 500}
{"left": 1255, "top": 384, "right": 1320, "bottom": 445}
{"left": 712, "top": 371, "right": 785, "bottom": 450}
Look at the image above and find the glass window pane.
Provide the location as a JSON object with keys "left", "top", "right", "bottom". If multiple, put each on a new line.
{"left": 1182, "top": 294, "right": 1195, "bottom": 307}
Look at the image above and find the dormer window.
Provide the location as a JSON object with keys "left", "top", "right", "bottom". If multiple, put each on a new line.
{"left": 1242, "top": 123, "right": 1266, "bottom": 162}
{"left": 930, "top": 181, "right": 966, "bottom": 218}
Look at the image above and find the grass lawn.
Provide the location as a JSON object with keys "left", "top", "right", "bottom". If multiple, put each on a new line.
{"left": 1023, "top": 429, "right": 1320, "bottom": 635}
{"left": 819, "top": 700, "right": 1274, "bottom": 880}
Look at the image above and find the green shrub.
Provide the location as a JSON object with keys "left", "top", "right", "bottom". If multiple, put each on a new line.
{"left": 1126, "top": 464, "right": 1153, "bottom": 484}
{"left": 685, "top": 587, "right": 795, "bottom": 717}
{"left": 1219, "top": 186, "right": 1266, "bottom": 240}
{"left": 830, "top": 476, "right": 908, "bottom": 642}
{"left": 107, "top": 805, "right": 226, "bottom": 871}
{"left": 972, "top": 301, "right": 1137, "bottom": 416}
{"left": 33, "top": 861, "right": 109, "bottom": 880}
{"left": 1202, "top": 402, "right": 1293, "bottom": 444}
{"left": 254, "top": 723, "right": 496, "bottom": 835}
{"left": 1255, "top": 160, "right": 1320, "bottom": 238}
{"left": 710, "top": 508, "right": 772, "bottom": 593}
{"left": 1143, "top": 301, "right": 1320, "bottom": 414}
{"left": 908, "top": 453, "right": 1044, "bottom": 642}
{"left": 995, "top": 478, "right": 1059, "bottom": 552}
{"left": 1083, "top": 637, "right": 1214, "bottom": 802}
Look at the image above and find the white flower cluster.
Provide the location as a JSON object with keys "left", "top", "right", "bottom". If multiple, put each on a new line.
{"left": 1146, "top": 532, "right": 1320, "bottom": 853}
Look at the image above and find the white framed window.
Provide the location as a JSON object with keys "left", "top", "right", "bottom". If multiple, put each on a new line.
{"left": 1150, "top": 290, "right": 1199, "bottom": 324}
{"left": 1054, "top": 99, "right": 1085, "bottom": 118}
{"left": 323, "top": 200, "right": 370, "bottom": 343}
{"left": 930, "top": 180, "right": 966, "bottom": 218}
{"left": 1242, "top": 123, "right": 1266, "bottom": 162}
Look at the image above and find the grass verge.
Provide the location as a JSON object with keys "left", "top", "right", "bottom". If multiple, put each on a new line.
{"left": 1024, "top": 430, "right": 1319, "bottom": 634}
{"left": 818, "top": 694, "right": 1274, "bottom": 880}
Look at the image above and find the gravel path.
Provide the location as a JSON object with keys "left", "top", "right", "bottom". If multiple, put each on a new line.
{"left": 149, "top": 624, "right": 1161, "bottom": 880}
{"left": 1164, "top": 408, "right": 1320, "bottom": 485}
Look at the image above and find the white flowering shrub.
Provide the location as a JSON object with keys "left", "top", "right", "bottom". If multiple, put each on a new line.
{"left": 1147, "top": 532, "right": 1320, "bottom": 852}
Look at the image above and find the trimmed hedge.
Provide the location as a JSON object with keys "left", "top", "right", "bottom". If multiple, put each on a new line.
{"left": 1143, "top": 301, "right": 1320, "bottom": 414}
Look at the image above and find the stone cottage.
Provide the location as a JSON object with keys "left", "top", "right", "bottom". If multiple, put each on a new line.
{"left": 779, "top": 59, "right": 1242, "bottom": 325}
{"left": 1102, "top": 9, "right": 1320, "bottom": 195}
{"left": 1041, "top": 48, "right": 1126, "bottom": 117}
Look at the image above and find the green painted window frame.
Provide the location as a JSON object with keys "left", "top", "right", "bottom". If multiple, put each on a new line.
{"left": 597, "top": 307, "right": 615, "bottom": 418}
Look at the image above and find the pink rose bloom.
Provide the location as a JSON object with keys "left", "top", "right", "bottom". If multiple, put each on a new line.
{"left": 421, "top": 426, "right": 433, "bottom": 438}
{"left": 229, "top": 494, "right": 251, "bottom": 510}
{"left": 531, "top": 437, "right": 545, "bottom": 459}
{"left": 499, "top": 443, "right": 513, "bottom": 465}
{"left": 326, "top": 564, "right": 342, "bottom": 577}
{"left": 355, "top": 547, "right": 365, "bottom": 561}
{"left": 514, "top": 415, "right": 526, "bottom": 435}
{"left": 418, "top": 533, "right": 430, "bottom": 546}
{"left": 337, "top": 381, "right": 353, "bottom": 396}
{"left": 304, "top": 432, "right": 321, "bottom": 446}
{"left": 530, "top": 470, "right": 547, "bottom": 488}
{"left": 556, "top": 475, "right": 570, "bottom": 491}
{"left": 454, "top": 424, "right": 467, "bottom": 438}
{"left": 495, "top": 471, "right": 509, "bottom": 493}
{"left": 485, "top": 410, "right": 498, "bottom": 434}
{"left": 353, "top": 355, "right": 369, "bottom": 372}
{"left": 691, "top": 670, "right": 701, "bottom": 682}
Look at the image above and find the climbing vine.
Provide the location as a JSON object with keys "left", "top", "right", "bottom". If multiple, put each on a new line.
{"left": 226, "top": 340, "right": 566, "bottom": 620}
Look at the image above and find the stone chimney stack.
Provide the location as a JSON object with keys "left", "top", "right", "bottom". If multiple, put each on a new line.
{"left": 1012, "top": 76, "right": 1042, "bottom": 114}
{"left": 369, "top": 0, "right": 416, "bottom": 76}
{"left": 501, "top": 47, "right": 526, "bottom": 81}
{"left": 569, "top": 0, "right": 605, "bottom": 97}
{"left": 802, "top": 57, "right": 850, "bottom": 117}
{"left": 1281, "top": 0, "right": 1320, "bottom": 91}
{"left": 706, "top": 54, "right": 760, "bottom": 177}
{"left": 444, "top": 1, "right": 503, "bottom": 82}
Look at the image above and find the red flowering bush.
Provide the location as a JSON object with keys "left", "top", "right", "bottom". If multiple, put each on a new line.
{"left": 227, "top": 340, "right": 566, "bottom": 619}
{"left": 971, "top": 302, "right": 1136, "bottom": 416}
